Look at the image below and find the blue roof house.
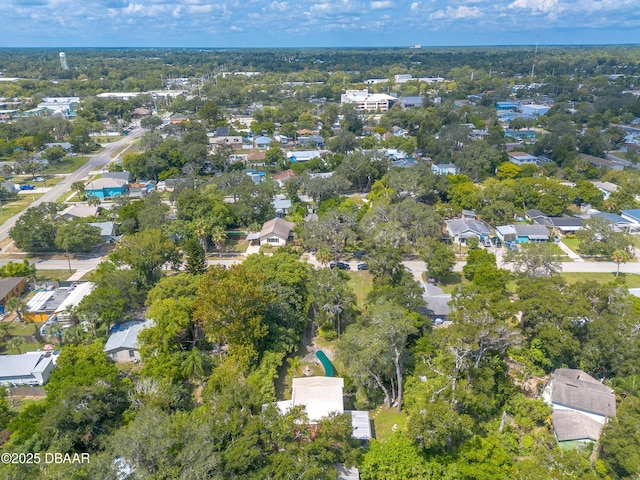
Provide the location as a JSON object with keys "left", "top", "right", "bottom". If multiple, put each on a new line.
{"left": 84, "top": 178, "right": 128, "bottom": 199}
{"left": 255, "top": 136, "right": 272, "bottom": 148}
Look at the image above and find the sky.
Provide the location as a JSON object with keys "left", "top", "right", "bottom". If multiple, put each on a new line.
{"left": 2, "top": 0, "right": 640, "bottom": 48}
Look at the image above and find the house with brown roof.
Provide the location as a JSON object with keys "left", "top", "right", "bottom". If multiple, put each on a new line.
{"left": 0, "top": 277, "right": 27, "bottom": 315}
{"left": 246, "top": 218, "right": 294, "bottom": 247}
{"left": 272, "top": 169, "right": 298, "bottom": 188}
{"left": 543, "top": 369, "right": 616, "bottom": 449}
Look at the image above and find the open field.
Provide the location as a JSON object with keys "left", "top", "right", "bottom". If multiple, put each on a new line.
{"left": 42, "top": 155, "right": 91, "bottom": 174}
{"left": 0, "top": 194, "right": 44, "bottom": 224}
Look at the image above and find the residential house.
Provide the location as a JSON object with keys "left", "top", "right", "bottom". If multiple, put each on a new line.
{"left": 591, "top": 181, "right": 619, "bottom": 200}
{"left": 286, "top": 150, "right": 322, "bottom": 163}
{"left": 508, "top": 151, "right": 539, "bottom": 166}
{"left": 268, "top": 376, "right": 371, "bottom": 440}
{"left": 102, "top": 171, "right": 132, "bottom": 183}
{"left": 59, "top": 204, "right": 100, "bottom": 221}
{"left": 0, "top": 352, "right": 56, "bottom": 386}
{"left": 581, "top": 154, "right": 624, "bottom": 171}
{"left": 28, "top": 282, "right": 95, "bottom": 324}
{"left": 272, "top": 198, "right": 292, "bottom": 218}
{"left": 340, "top": 89, "right": 398, "bottom": 112}
{"left": 521, "top": 104, "right": 551, "bottom": 116}
{"left": 297, "top": 135, "right": 325, "bottom": 147}
{"left": 432, "top": 163, "right": 459, "bottom": 175}
{"left": 592, "top": 212, "right": 633, "bottom": 231}
{"left": 446, "top": 219, "right": 491, "bottom": 245}
{"left": 85, "top": 178, "right": 128, "bottom": 199}
{"left": 622, "top": 208, "right": 640, "bottom": 223}
{"left": 534, "top": 217, "right": 584, "bottom": 235}
{"left": 524, "top": 209, "right": 548, "bottom": 223}
{"left": 543, "top": 369, "right": 616, "bottom": 449}
{"left": 398, "top": 96, "right": 424, "bottom": 109}
{"left": 391, "top": 126, "right": 408, "bottom": 138}
{"left": 88, "top": 221, "right": 120, "bottom": 242}
{"left": 254, "top": 136, "right": 272, "bottom": 149}
{"left": 169, "top": 113, "right": 187, "bottom": 124}
{"left": 272, "top": 170, "right": 298, "bottom": 188}
{"left": 246, "top": 218, "right": 294, "bottom": 247}
{"left": 496, "top": 224, "right": 550, "bottom": 244}
{"left": 37, "top": 97, "right": 78, "bottom": 119}
{"left": 210, "top": 136, "right": 243, "bottom": 149}
{"left": 104, "top": 320, "right": 152, "bottom": 363}
{"left": 0, "top": 277, "right": 27, "bottom": 315}
{"left": 131, "top": 107, "right": 150, "bottom": 119}
{"left": 44, "top": 142, "right": 72, "bottom": 151}
{"left": 247, "top": 151, "right": 266, "bottom": 163}
{"left": 128, "top": 181, "right": 155, "bottom": 197}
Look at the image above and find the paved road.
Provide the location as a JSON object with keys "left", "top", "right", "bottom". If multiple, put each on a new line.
{"left": 0, "top": 128, "right": 144, "bottom": 243}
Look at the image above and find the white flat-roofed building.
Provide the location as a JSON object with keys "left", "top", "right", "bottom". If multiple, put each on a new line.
{"left": 340, "top": 89, "right": 397, "bottom": 112}
{"left": 268, "top": 376, "right": 372, "bottom": 440}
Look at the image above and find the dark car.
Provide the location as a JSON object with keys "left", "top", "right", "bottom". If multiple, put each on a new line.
{"left": 19, "top": 184, "right": 35, "bottom": 190}
{"left": 357, "top": 262, "right": 368, "bottom": 271}
{"left": 427, "top": 276, "right": 437, "bottom": 285}
{"left": 337, "top": 261, "right": 351, "bottom": 270}
{"left": 352, "top": 251, "right": 368, "bottom": 259}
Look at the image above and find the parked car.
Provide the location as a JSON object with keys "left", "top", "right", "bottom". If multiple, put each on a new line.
{"left": 357, "top": 263, "right": 368, "bottom": 271}
{"left": 491, "top": 237, "right": 502, "bottom": 248}
{"left": 483, "top": 238, "right": 492, "bottom": 248}
{"left": 19, "top": 184, "right": 35, "bottom": 190}
{"left": 427, "top": 276, "right": 437, "bottom": 285}
{"left": 337, "top": 261, "right": 351, "bottom": 270}
{"left": 352, "top": 251, "right": 367, "bottom": 259}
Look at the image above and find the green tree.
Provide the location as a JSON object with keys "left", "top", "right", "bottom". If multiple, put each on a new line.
{"left": 503, "top": 242, "right": 561, "bottom": 278}
{"left": 184, "top": 236, "right": 208, "bottom": 275}
{"left": 612, "top": 248, "right": 632, "bottom": 277}
{"left": 109, "top": 228, "right": 180, "bottom": 287}
{"left": 601, "top": 395, "right": 640, "bottom": 479}
{"left": 54, "top": 221, "right": 102, "bottom": 253}
{"left": 421, "top": 238, "right": 456, "bottom": 281}
{"left": 0, "top": 259, "right": 36, "bottom": 278}
{"left": 5, "top": 297, "right": 27, "bottom": 323}
{"left": 9, "top": 203, "right": 59, "bottom": 252}
{"left": 194, "top": 265, "right": 271, "bottom": 366}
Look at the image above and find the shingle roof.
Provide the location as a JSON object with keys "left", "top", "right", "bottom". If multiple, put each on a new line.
{"left": 0, "top": 277, "right": 25, "bottom": 301}
{"left": 85, "top": 178, "right": 127, "bottom": 190}
{"left": 447, "top": 219, "right": 491, "bottom": 237}
{"left": 552, "top": 411, "right": 605, "bottom": 442}
{"left": 259, "top": 218, "right": 294, "bottom": 240}
{"left": 514, "top": 224, "right": 550, "bottom": 239}
{"left": 550, "top": 369, "right": 616, "bottom": 418}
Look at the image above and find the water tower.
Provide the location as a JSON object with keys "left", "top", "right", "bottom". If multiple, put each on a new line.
{"left": 59, "top": 52, "right": 69, "bottom": 70}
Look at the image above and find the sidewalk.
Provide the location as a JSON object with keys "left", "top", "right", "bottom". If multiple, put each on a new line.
{"left": 557, "top": 240, "right": 583, "bottom": 262}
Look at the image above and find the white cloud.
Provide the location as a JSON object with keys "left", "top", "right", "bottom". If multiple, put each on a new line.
{"left": 410, "top": 2, "right": 419, "bottom": 10}
{"left": 429, "top": 5, "right": 482, "bottom": 20}
{"left": 370, "top": 1, "right": 393, "bottom": 8}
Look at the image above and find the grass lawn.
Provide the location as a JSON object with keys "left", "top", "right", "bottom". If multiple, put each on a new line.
{"left": 561, "top": 237, "right": 580, "bottom": 254}
{"left": 372, "top": 406, "right": 408, "bottom": 442}
{"left": 560, "top": 272, "right": 640, "bottom": 287}
{"left": 43, "top": 155, "right": 91, "bottom": 174}
{"left": 345, "top": 271, "right": 373, "bottom": 307}
{"left": 0, "top": 194, "right": 44, "bottom": 224}
{"left": 435, "top": 272, "right": 468, "bottom": 294}
{"left": 35, "top": 269, "right": 76, "bottom": 282}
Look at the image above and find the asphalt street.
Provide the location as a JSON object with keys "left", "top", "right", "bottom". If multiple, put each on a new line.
{"left": 0, "top": 128, "right": 144, "bottom": 243}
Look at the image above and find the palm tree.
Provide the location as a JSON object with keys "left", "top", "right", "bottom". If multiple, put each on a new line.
{"left": 5, "top": 297, "right": 27, "bottom": 323}
{"left": 286, "top": 356, "right": 301, "bottom": 379}
{"left": 44, "top": 323, "right": 62, "bottom": 346}
{"left": 8, "top": 336, "right": 23, "bottom": 354}
{"left": 612, "top": 249, "right": 631, "bottom": 277}
{"left": 210, "top": 226, "right": 227, "bottom": 257}
{"left": 316, "top": 248, "right": 332, "bottom": 266}
{"left": 181, "top": 348, "right": 205, "bottom": 384}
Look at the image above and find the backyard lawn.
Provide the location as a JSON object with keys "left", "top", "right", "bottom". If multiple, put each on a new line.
{"left": 346, "top": 271, "right": 373, "bottom": 307}
{"left": 560, "top": 272, "right": 640, "bottom": 287}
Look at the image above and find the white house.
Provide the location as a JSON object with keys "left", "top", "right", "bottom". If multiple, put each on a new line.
{"left": 104, "top": 320, "right": 152, "bottom": 363}
{"left": 508, "top": 151, "right": 539, "bottom": 166}
{"left": 0, "top": 352, "right": 57, "bottom": 386}
{"left": 521, "top": 104, "right": 551, "bottom": 116}
{"left": 268, "top": 376, "right": 371, "bottom": 440}
{"left": 446, "top": 218, "right": 491, "bottom": 244}
{"left": 246, "top": 218, "right": 294, "bottom": 247}
{"left": 432, "top": 163, "right": 459, "bottom": 175}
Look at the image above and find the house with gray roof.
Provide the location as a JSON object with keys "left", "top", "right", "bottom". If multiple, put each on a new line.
{"left": 0, "top": 352, "right": 56, "bottom": 386}
{"left": 496, "top": 224, "right": 550, "bottom": 243}
{"left": 104, "top": 320, "right": 152, "bottom": 363}
{"left": 446, "top": 218, "right": 491, "bottom": 245}
{"left": 88, "top": 221, "right": 120, "bottom": 242}
{"left": 543, "top": 369, "right": 616, "bottom": 449}
{"left": 246, "top": 218, "right": 295, "bottom": 247}
{"left": 102, "top": 171, "right": 132, "bottom": 183}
